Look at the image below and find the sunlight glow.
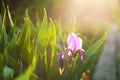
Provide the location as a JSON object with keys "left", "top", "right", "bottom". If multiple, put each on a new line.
{"left": 68, "top": 0, "right": 119, "bottom": 23}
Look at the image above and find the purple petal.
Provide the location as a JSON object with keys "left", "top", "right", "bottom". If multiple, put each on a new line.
{"left": 66, "top": 48, "right": 72, "bottom": 56}
{"left": 80, "top": 49, "right": 86, "bottom": 63}
{"left": 67, "top": 33, "right": 82, "bottom": 52}
{"left": 58, "top": 52, "right": 64, "bottom": 60}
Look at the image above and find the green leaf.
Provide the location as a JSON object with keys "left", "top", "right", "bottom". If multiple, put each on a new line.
{"left": 16, "top": 10, "right": 31, "bottom": 65}
{"left": 16, "top": 10, "right": 30, "bottom": 48}
{"left": 1, "top": 10, "right": 7, "bottom": 53}
{"left": 31, "top": 40, "right": 37, "bottom": 70}
{"left": 0, "top": 54, "right": 4, "bottom": 71}
{"left": 7, "top": 31, "right": 19, "bottom": 51}
{"left": 50, "top": 43, "right": 55, "bottom": 66}
{"left": 44, "top": 49, "right": 48, "bottom": 71}
{"left": 30, "top": 73, "right": 40, "bottom": 80}
{"left": 14, "top": 66, "right": 33, "bottom": 80}
{"left": 37, "top": 8, "right": 48, "bottom": 47}
{"left": 86, "top": 32, "right": 107, "bottom": 60}
{"left": 4, "top": 50, "right": 21, "bottom": 72}
{"left": 14, "top": 44, "right": 37, "bottom": 80}
{"left": 49, "top": 18, "right": 56, "bottom": 66}
{"left": 36, "top": 13, "right": 41, "bottom": 29}
{"left": 49, "top": 18, "right": 56, "bottom": 43}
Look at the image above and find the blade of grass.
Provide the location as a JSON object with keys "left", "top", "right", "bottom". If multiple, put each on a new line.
{"left": 14, "top": 66, "right": 33, "bottom": 80}
{"left": 86, "top": 32, "right": 107, "bottom": 61}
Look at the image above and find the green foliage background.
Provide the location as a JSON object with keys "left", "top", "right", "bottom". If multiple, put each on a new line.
{"left": 0, "top": 6, "right": 107, "bottom": 80}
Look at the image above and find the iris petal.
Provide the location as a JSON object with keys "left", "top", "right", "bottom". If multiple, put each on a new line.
{"left": 67, "top": 33, "right": 82, "bottom": 52}
{"left": 66, "top": 48, "right": 72, "bottom": 56}
{"left": 58, "top": 52, "right": 64, "bottom": 60}
{"left": 80, "top": 49, "right": 86, "bottom": 63}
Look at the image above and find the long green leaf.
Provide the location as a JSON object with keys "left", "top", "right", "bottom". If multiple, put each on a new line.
{"left": 49, "top": 18, "right": 56, "bottom": 43}
{"left": 37, "top": 8, "right": 48, "bottom": 46}
{"left": 14, "top": 66, "right": 33, "bottom": 80}
{"left": 16, "top": 10, "right": 31, "bottom": 65}
{"left": 1, "top": 10, "right": 7, "bottom": 53}
{"left": 86, "top": 32, "right": 107, "bottom": 60}
{"left": 7, "top": 31, "right": 19, "bottom": 51}
{"left": 49, "top": 18, "right": 56, "bottom": 66}
{"left": 0, "top": 54, "right": 4, "bottom": 71}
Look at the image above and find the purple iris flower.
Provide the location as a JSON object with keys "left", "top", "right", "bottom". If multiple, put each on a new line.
{"left": 58, "top": 33, "right": 86, "bottom": 69}
{"left": 67, "top": 33, "right": 86, "bottom": 63}
{"left": 58, "top": 33, "right": 86, "bottom": 75}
